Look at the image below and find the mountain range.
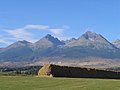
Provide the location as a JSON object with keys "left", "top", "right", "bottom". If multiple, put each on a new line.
{"left": 0, "top": 31, "right": 120, "bottom": 67}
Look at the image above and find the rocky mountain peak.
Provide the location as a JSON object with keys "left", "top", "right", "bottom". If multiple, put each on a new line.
{"left": 112, "top": 40, "right": 120, "bottom": 48}
{"left": 79, "top": 31, "right": 102, "bottom": 41}
{"left": 43, "top": 34, "right": 60, "bottom": 42}
{"left": 0, "top": 31, "right": 120, "bottom": 63}
{"left": 44, "top": 34, "right": 52, "bottom": 39}
{"left": 18, "top": 40, "right": 29, "bottom": 43}
{"left": 65, "top": 31, "right": 115, "bottom": 49}
{"left": 34, "top": 34, "right": 64, "bottom": 49}
{"left": 64, "top": 38, "right": 77, "bottom": 44}
{"left": 18, "top": 40, "right": 32, "bottom": 45}
{"left": 6, "top": 40, "right": 32, "bottom": 49}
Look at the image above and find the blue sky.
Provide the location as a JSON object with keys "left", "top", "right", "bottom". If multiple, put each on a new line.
{"left": 0, "top": 0, "right": 120, "bottom": 47}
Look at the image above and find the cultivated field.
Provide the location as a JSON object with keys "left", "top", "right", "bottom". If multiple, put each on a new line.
{"left": 0, "top": 76, "right": 120, "bottom": 90}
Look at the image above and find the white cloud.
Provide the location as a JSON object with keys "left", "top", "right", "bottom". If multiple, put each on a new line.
{"left": 0, "top": 35, "right": 13, "bottom": 45}
{"left": 23, "top": 24, "right": 49, "bottom": 30}
{"left": 49, "top": 28, "right": 64, "bottom": 36}
{"left": 0, "top": 24, "right": 69, "bottom": 46}
{"left": 49, "top": 25, "right": 71, "bottom": 40}
{"left": 0, "top": 40, "right": 11, "bottom": 45}
{"left": 5, "top": 29, "right": 37, "bottom": 42}
{"left": 4, "top": 24, "right": 50, "bottom": 43}
{"left": 58, "top": 36, "right": 73, "bottom": 41}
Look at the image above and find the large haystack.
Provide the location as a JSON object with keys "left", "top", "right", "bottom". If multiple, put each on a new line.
{"left": 38, "top": 64, "right": 120, "bottom": 79}
{"left": 38, "top": 64, "right": 53, "bottom": 77}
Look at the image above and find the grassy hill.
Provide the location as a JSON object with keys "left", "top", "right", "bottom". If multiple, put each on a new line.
{"left": 0, "top": 76, "right": 120, "bottom": 90}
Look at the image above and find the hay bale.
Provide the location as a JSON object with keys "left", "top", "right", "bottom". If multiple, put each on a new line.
{"left": 38, "top": 64, "right": 52, "bottom": 77}
{"left": 38, "top": 64, "right": 120, "bottom": 79}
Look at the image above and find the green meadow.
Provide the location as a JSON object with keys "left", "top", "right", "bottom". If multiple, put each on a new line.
{"left": 0, "top": 76, "right": 120, "bottom": 90}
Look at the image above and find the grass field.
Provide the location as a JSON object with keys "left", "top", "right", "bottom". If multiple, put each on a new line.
{"left": 0, "top": 76, "right": 120, "bottom": 90}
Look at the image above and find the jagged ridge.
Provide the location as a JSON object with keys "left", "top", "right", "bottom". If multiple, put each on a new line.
{"left": 0, "top": 31, "right": 120, "bottom": 62}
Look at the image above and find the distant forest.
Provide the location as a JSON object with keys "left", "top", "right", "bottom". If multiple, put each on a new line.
{"left": 0, "top": 66, "right": 42, "bottom": 76}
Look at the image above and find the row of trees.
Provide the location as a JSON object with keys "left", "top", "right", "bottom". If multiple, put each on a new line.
{"left": 0, "top": 66, "right": 42, "bottom": 76}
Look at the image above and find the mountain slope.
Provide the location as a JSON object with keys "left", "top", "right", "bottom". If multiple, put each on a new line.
{"left": 33, "top": 34, "right": 64, "bottom": 49}
{"left": 0, "top": 40, "right": 33, "bottom": 61}
{"left": 5, "top": 40, "right": 32, "bottom": 49}
{"left": 0, "top": 32, "right": 120, "bottom": 62}
{"left": 45, "top": 31, "right": 120, "bottom": 59}
{"left": 65, "top": 31, "right": 116, "bottom": 49}
{"left": 112, "top": 40, "right": 120, "bottom": 48}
